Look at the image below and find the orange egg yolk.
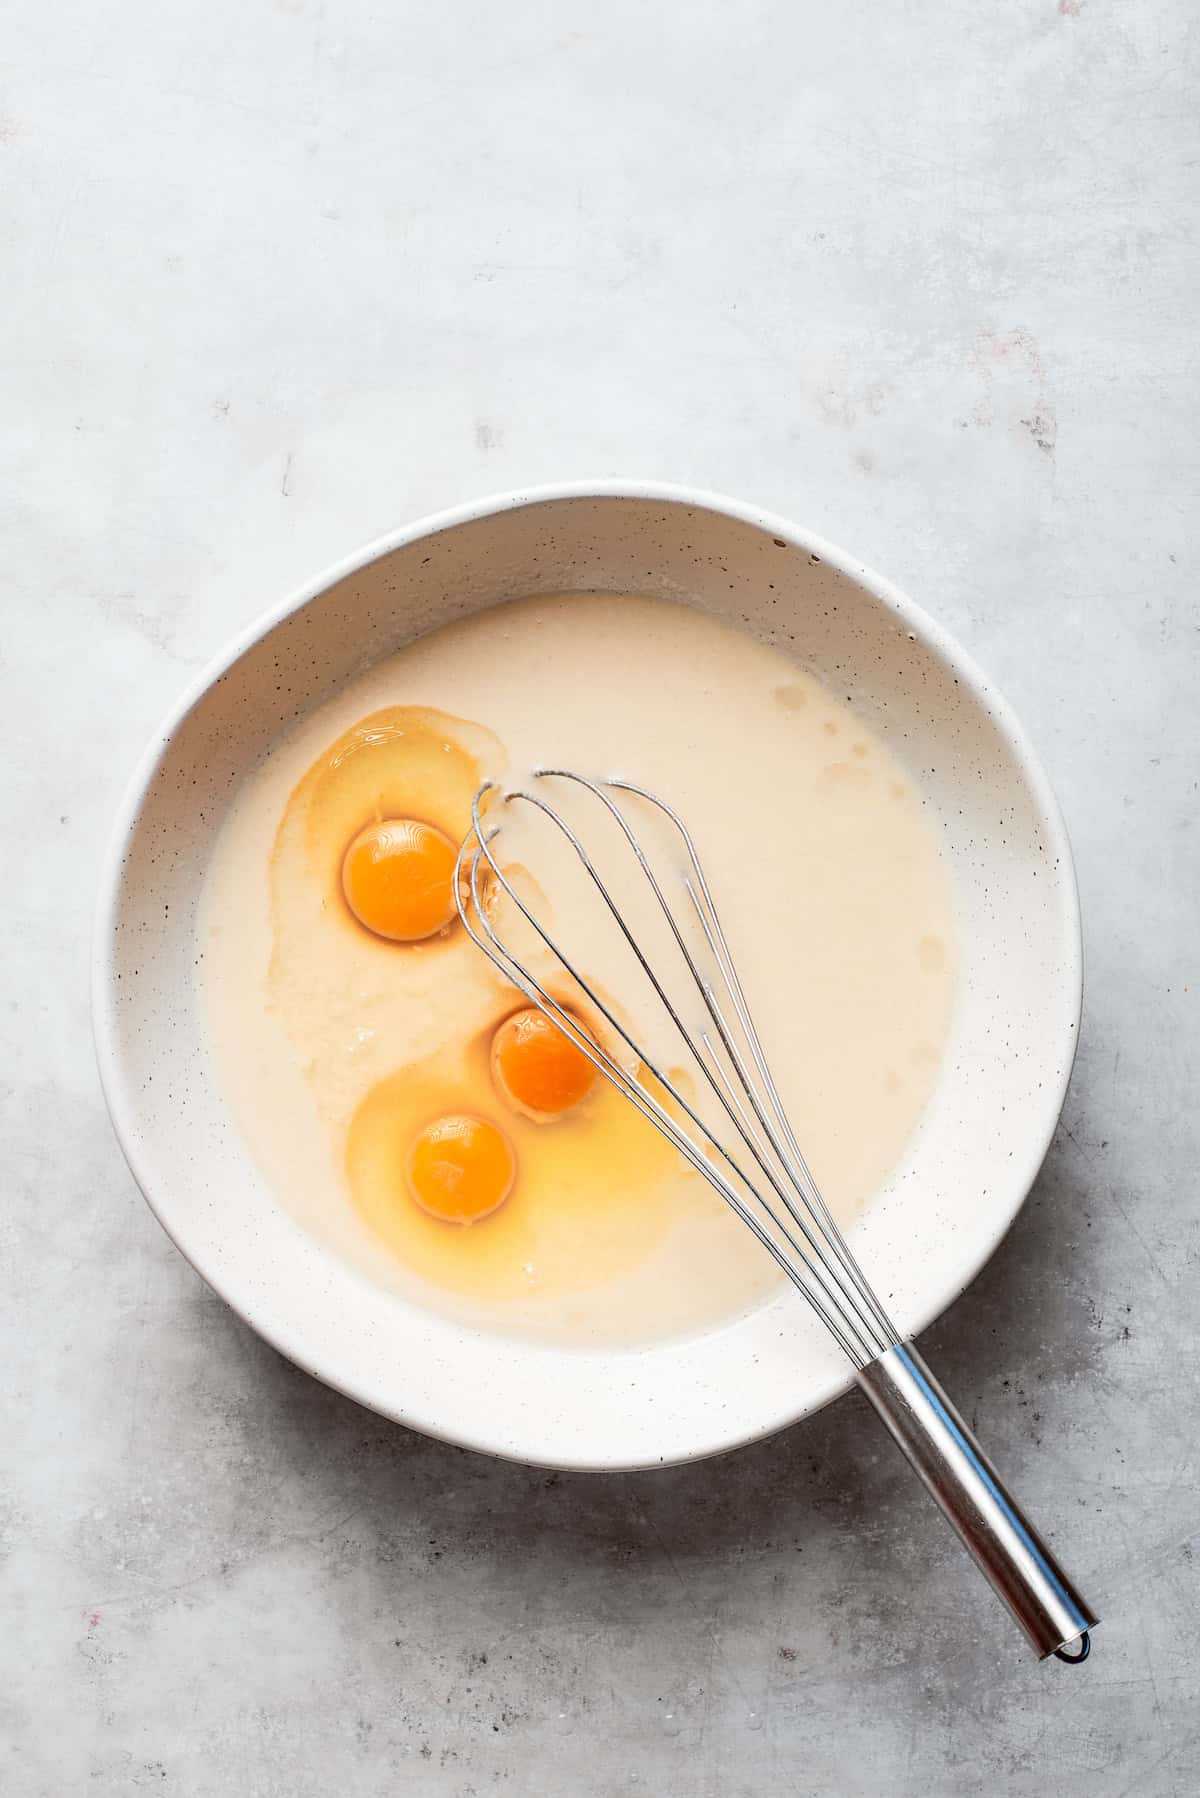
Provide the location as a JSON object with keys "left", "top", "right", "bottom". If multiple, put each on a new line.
{"left": 490, "top": 1008, "right": 598, "bottom": 1122}
{"left": 407, "top": 1114, "right": 516, "bottom": 1224}
{"left": 341, "top": 818, "right": 459, "bottom": 942}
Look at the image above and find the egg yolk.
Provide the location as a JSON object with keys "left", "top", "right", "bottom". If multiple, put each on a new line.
{"left": 490, "top": 1007, "right": 598, "bottom": 1122}
{"left": 341, "top": 818, "right": 459, "bottom": 942}
{"left": 407, "top": 1115, "right": 516, "bottom": 1224}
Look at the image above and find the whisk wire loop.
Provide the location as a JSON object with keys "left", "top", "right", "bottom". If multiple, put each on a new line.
{"left": 456, "top": 774, "right": 897, "bottom": 1367}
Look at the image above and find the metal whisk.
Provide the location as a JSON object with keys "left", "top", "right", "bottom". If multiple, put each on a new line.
{"left": 455, "top": 770, "right": 1098, "bottom": 1663}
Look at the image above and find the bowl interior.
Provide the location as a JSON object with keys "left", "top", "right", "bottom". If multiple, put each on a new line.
{"left": 95, "top": 489, "right": 1079, "bottom": 1469}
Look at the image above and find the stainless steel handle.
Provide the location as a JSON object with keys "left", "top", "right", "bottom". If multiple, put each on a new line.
{"left": 856, "top": 1343, "right": 1098, "bottom": 1661}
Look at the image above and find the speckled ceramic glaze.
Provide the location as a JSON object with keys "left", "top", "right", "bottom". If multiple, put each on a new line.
{"left": 93, "top": 483, "right": 1081, "bottom": 1470}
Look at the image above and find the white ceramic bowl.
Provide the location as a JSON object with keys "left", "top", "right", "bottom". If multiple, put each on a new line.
{"left": 93, "top": 483, "right": 1080, "bottom": 1470}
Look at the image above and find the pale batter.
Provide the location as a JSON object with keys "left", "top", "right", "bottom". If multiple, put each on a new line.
{"left": 197, "top": 593, "right": 958, "bottom": 1347}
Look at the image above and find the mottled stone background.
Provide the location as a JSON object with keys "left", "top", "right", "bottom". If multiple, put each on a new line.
{"left": 3, "top": 0, "right": 1196, "bottom": 1790}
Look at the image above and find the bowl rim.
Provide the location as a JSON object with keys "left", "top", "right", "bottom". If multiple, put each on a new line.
{"left": 92, "top": 479, "right": 1082, "bottom": 1468}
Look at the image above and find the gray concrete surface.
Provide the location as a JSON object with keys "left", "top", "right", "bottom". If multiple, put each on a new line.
{"left": 3, "top": 0, "right": 1198, "bottom": 1791}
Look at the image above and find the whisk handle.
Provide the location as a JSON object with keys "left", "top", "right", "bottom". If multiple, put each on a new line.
{"left": 856, "top": 1343, "right": 1098, "bottom": 1661}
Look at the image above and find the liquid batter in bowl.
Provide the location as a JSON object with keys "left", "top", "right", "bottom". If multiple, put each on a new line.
{"left": 197, "top": 592, "right": 957, "bottom": 1346}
